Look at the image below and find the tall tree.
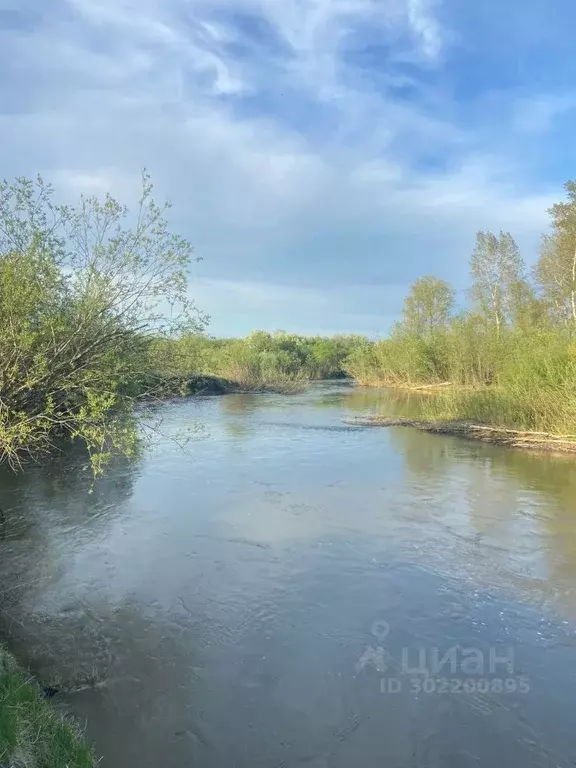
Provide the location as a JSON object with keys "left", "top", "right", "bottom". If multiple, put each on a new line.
{"left": 469, "top": 230, "right": 524, "bottom": 335}
{"left": 534, "top": 181, "right": 576, "bottom": 326}
{"left": 402, "top": 276, "right": 455, "bottom": 337}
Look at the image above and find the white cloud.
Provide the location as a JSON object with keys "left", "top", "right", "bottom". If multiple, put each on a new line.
{"left": 0, "top": 0, "right": 560, "bottom": 334}
{"left": 406, "top": 0, "right": 443, "bottom": 59}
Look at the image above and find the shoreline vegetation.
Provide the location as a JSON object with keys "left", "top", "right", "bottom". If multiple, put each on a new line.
{"left": 0, "top": 646, "right": 94, "bottom": 768}
{"left": 344, "top": 183, "right": 576, "bottom": 441}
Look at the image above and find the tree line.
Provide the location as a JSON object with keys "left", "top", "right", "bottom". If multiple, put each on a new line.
{"left": 145, "top": 331, "right": 363, "bottom": 393}
{"left": 346, "top": 181, "right": 576, "bottom": 433}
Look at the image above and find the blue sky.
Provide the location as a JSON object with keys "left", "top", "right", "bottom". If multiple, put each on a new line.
{"left": 1, "top": 0, "right": 575, "bottom": 336}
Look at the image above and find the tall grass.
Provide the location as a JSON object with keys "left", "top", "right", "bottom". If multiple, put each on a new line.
{"left": 0, "top": 646, "right": 94, "bottom": 768}
{"left": 345, "top": 323, "right": 576, "bottom": 436}
{"left": 421, "top": 332, "right": 576, "bottom": 434}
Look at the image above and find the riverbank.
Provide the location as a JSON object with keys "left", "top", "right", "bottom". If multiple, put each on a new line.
{"left": 0, "top": 646, "right": 94, "bottom": 767}
{"left": 347, "top": 378, "right": 576, "bottom": 446}
{"left": 130, "top": 373, "right": 310, "bottom": 399}
{"left": 350, "top": 379, "right": 474, "bottom": 394}
{"left": 348, "top": 416, "right": 576, "bottom": 454}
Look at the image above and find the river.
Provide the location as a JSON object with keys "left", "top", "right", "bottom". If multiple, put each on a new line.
{"left": 1, "top": 382, "right": 576, "bottom": 767}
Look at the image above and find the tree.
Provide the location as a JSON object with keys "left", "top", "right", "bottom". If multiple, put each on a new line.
{"left": 0, "top": 171, "right": 205, "bottom": 471}
{"left": 508, "top": 277, "right": 544, "bottom": 331}
{"left": 402, "top": 276, "right": 455, "bottom": 337}
{"left": 534, "top": 181, "right": 576, "bottom": 326}
{"left": 469, "top": 230, "right": 524, "bottom": 335}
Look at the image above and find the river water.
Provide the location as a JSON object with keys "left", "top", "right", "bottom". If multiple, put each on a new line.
{"left": 2, "top": 382, "right": 576, "bottom": 767}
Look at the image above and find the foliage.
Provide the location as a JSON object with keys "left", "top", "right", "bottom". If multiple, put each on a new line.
{"left": 0, "top": 172, "right": 204, "bottom": 471}
{"left": 401, "top": 276, "right": 455, "bottom": 337}
{"left": 146, "top": 331, "right": 361, "bottom": 391}
{"left": 470, "top": 230, "right": 525, "bottom": 335}
{"left": 534, "top": 181, "right": 576, "bottom": 325}
{"left": 422, "top": 349, "right": 576, "bottom": 435}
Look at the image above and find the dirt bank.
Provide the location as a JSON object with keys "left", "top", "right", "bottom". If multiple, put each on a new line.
{"left": 347, "top": 416, "right": 576, "bottom": 454}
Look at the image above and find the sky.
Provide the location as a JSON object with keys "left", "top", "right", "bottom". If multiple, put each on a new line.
{"left": 1, "top": 0, "right": 576, "bottom": 336}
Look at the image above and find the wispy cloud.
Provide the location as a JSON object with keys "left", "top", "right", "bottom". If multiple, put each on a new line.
{"left": 406, "top": 0, "right": 443, "bottom": 59}
{"left": 0, "top": 0, "right": 572, "bottom": 334}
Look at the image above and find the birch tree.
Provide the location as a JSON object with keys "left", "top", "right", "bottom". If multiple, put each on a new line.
{"left": 469, "top": 230, "right": 524, "bottom": 335}
{"left": 534, "top": 181, "right": 576, "bottom": 326}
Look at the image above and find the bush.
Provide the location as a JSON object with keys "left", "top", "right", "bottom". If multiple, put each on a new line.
{"left": 0, "top": 173, "right": 203, "bottom": 471}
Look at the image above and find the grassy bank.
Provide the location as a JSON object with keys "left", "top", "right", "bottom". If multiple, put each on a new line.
{"left": 420, "top": 386, "right": 576, "bottom": 435}
{"left": 347, "top": 340, "right": 576, "bottom": 442}
{"left": 0, "top": 646, "right": 94, "bottom": 768}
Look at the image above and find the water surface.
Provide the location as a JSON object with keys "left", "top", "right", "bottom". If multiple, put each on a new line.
{"left": 2, "top": 383, "right": 576, "bottom": 766}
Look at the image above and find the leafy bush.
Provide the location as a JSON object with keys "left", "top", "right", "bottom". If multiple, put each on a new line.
{"left": 0, "top": 172, "right": 203, "bottom": 471}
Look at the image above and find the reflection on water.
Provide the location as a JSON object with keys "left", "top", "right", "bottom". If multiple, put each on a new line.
{"left": 2, "top": 382, "right": 576, "bottom": 767}
{"left": 313, "top": 381, "right": 427, "bottom": 417}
